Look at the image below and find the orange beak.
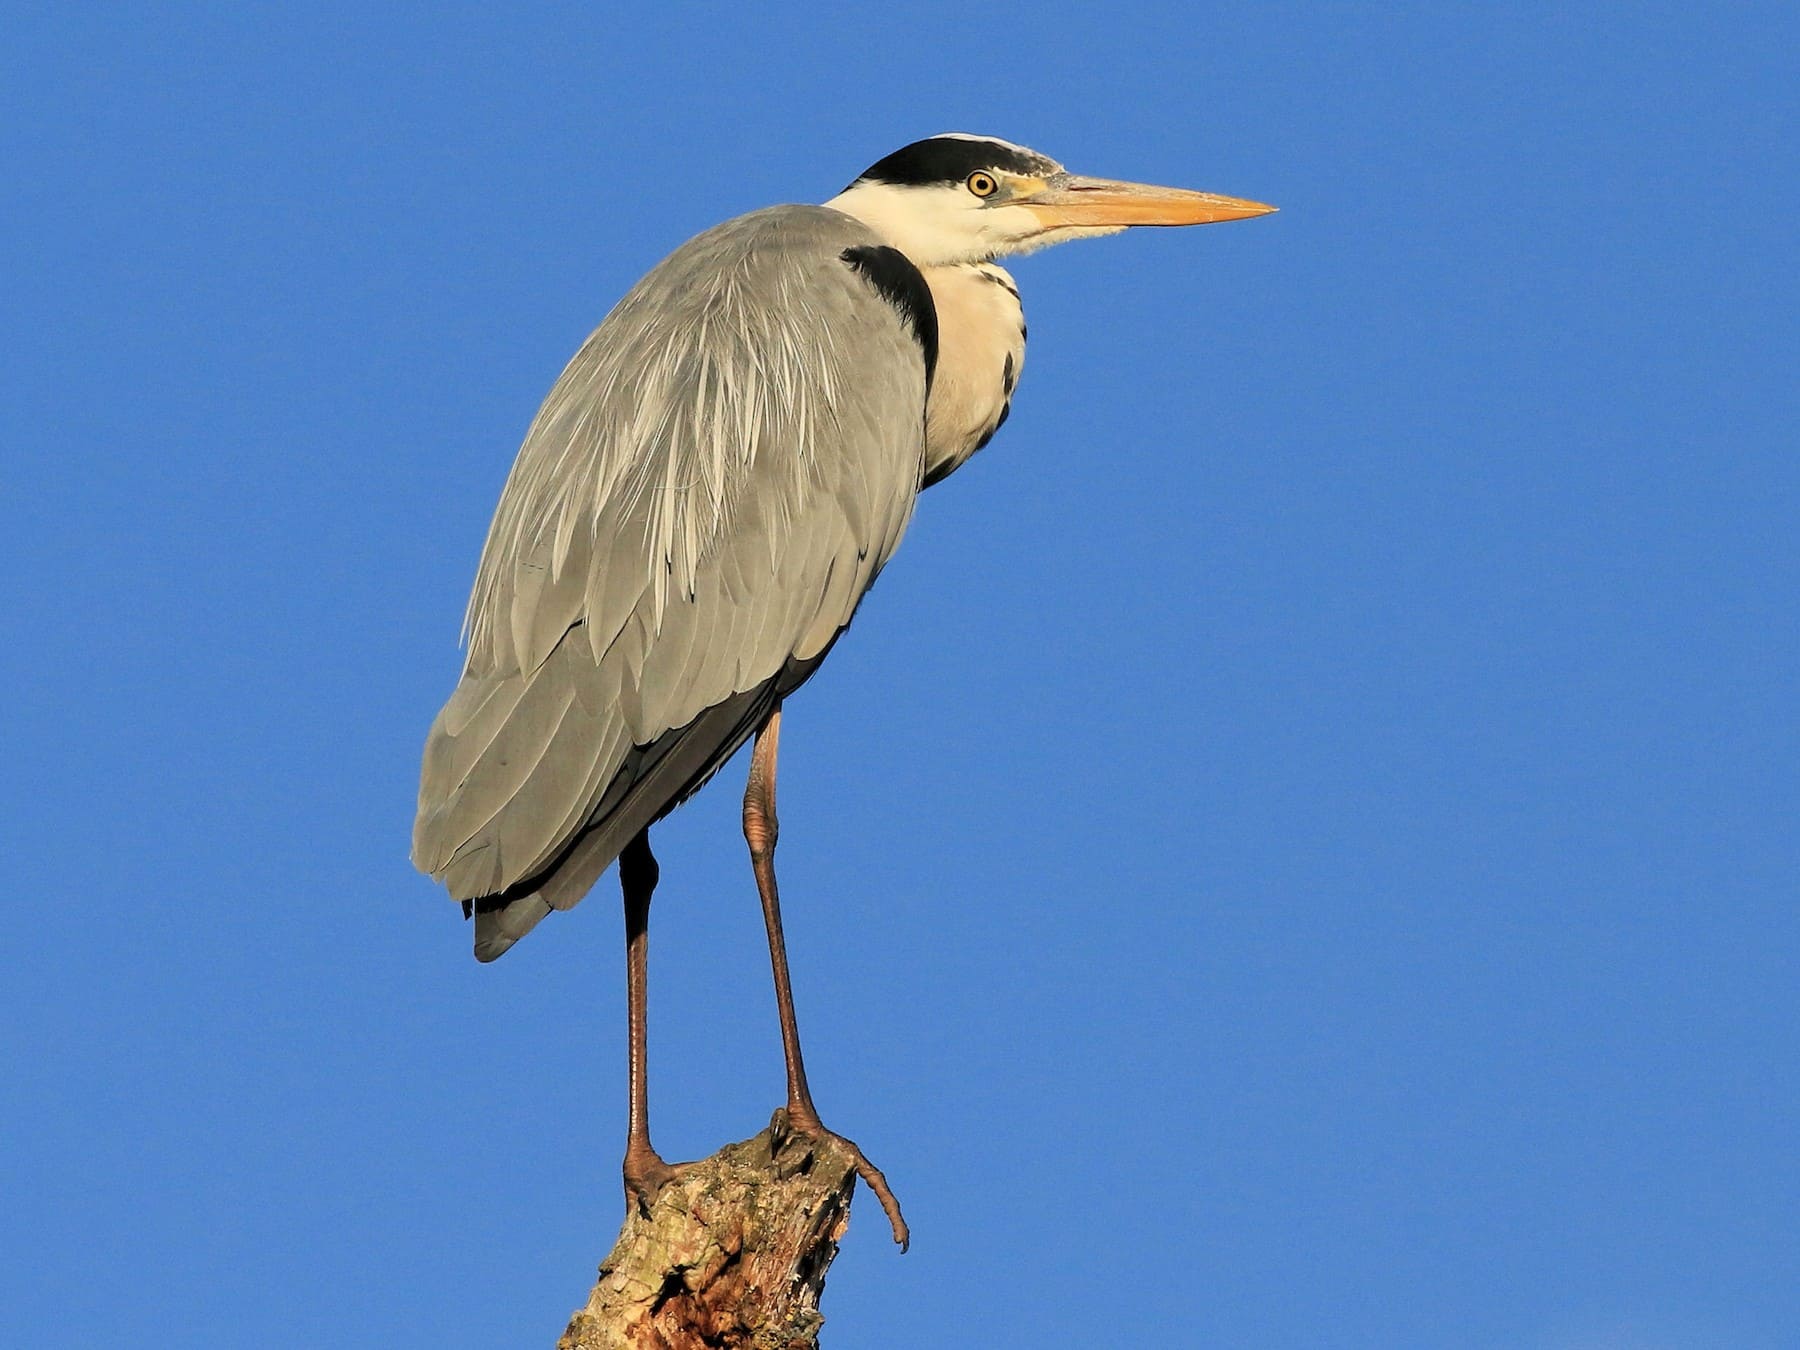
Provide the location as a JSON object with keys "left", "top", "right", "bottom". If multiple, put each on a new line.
{"left": 1023, "top": 175, "right": 1277, "bottom": 229}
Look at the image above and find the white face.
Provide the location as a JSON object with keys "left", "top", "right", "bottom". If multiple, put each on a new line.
{"left": 823, "top": 177, "right": 1126, "bottom": 267}
{"left": 822, "top": 133, "right": 1276, "bottom": 269}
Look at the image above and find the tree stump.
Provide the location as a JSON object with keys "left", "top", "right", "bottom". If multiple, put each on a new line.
{"left": 557, "top": 1111, "right": 860, "bottom": 1349}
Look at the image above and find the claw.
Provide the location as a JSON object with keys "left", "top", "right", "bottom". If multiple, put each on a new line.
{"left": 622, "top": 1145, "right": 689, "bottom": 1217}
{"left": 779, "top": 1107, "right": 909, "bottom": 1251}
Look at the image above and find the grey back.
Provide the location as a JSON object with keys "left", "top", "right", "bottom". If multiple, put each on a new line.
{"left": 413, "top": 206, "right": 929, "bottom": 955}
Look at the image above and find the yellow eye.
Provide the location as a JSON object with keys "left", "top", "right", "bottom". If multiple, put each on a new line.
{"left": 967, "top": 171, "right": 998, "bottom": 198}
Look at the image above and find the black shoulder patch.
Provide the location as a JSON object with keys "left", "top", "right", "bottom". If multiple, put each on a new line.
{"left": 841, "top": 245, "right": 938, "bottom": 387}
{"left": 853, "top": 136, "right": 1058, "bottom": 189}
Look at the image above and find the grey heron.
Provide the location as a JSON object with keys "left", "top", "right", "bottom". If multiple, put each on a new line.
{"left": 413, "top": 134, "right": 1273, "bottom": 1247}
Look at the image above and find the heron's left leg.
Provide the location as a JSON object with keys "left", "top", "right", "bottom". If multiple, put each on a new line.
{"left": 619, "top": 829, "right": 683, "bottom": 1213}
{"left": 743, "top": 705, "right": 910, "bottom": 1249}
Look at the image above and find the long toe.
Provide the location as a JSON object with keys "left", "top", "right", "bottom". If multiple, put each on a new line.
{"left": 621, "top": 1147, "right": 689, "bottom": 1217}
{"left": 778, "top": 1107, "right": 909, "bottom": 1251}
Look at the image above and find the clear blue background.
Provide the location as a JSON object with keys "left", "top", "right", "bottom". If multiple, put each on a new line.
{"left": 3, "top": 4, "right": 1794, "bottom": 1346}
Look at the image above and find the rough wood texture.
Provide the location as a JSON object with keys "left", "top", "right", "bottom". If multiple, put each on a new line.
{"left": 558, "top": 1111, "right": 858, "bottom": 1350}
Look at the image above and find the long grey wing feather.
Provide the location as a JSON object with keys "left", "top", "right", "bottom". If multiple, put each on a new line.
{"left": 469, "top": 676, "right": 786, "bottom": 961}
{"left": 432, "top": 674, "right": 578, "bottom": 879}
{"left": 415, "top": 205, "right": 927, "bottom": 940}
{"left": 509, "top": 536, "right": 588, "bottom": 678}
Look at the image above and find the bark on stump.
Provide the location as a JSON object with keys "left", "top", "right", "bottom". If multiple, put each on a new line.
{"left": 558, "top": 1112, "right": 859, "bottom": 1350}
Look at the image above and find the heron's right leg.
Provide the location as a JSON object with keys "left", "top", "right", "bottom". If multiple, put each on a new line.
{"left": 620, "top": 829, "right": 681, "bottom": 1212}
{"left": 743, "top": 706, "right": 910, "bottom": 1249}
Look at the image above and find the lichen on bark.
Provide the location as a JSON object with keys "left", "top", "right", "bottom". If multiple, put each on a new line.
{"left": 557, "top": 1112, "right": 861, "bottom": 1350}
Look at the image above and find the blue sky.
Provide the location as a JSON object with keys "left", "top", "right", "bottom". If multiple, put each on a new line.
{"left": 3, "top": 3, "right": 1795, "bottom": 1346}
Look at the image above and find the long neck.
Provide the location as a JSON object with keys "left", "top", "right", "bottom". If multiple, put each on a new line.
{"left": 919, "top": 263, "right": 1027, "bottom": 488}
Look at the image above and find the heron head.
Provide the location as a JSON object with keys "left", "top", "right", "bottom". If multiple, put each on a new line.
{"left": 824, "top": 133, "right": 1275, "bottom": 267}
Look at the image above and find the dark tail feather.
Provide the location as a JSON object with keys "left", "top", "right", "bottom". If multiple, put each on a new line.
{"left": 466, "top": 892, "right": 554, "bottom": 962}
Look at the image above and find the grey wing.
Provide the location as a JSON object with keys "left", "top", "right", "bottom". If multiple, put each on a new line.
{"left": 412, "top": 206, "right": 927, "bottom": 958}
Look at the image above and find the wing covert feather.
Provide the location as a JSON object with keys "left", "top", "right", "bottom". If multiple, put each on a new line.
{"left": 414, "top": 205, "right": 928, "bottom": 908}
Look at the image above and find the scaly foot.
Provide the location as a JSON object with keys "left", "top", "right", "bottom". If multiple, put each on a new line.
{"left": 776, "top": 1105, "right": 909, "bottom": 1251}
{"left": 621, "top": 1141, "right": 688, "bottom": 1217}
